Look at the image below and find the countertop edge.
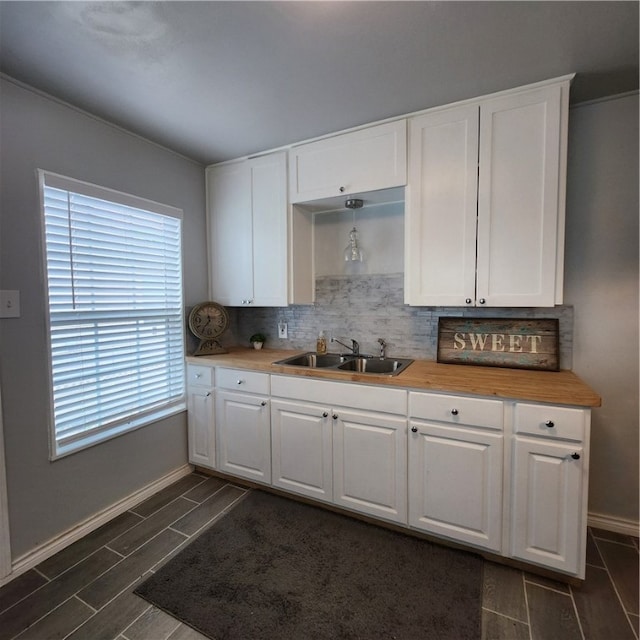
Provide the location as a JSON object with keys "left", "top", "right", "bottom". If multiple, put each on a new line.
{"left": 186, "top": 348, "right": 602, "bottom": 408}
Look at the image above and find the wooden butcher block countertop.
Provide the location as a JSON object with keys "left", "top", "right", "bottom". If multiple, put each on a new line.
{"left": 187, "top": 347, "right": 601, "bottom": 408}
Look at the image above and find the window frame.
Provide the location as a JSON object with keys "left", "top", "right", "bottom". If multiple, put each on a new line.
{"left": 38, "top": 170, "right": 187, "bottom": 460}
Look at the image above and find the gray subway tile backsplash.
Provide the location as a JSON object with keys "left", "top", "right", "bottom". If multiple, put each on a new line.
{"left": 229, "top": 273, "right": 573, "bottom": 369}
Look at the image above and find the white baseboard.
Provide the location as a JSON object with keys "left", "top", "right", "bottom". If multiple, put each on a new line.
{"left": 588, "top": 511, "right": 639, "bottom": 537}
{"left": 1, "top": 464, "right": 193, "bottom": 587}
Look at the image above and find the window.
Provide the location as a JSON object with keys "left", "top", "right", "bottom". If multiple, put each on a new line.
{"left": 39, "top": 171, "right": 186, "bottom": 458}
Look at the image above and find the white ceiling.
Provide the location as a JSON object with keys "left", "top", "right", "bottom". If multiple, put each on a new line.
{"left": 1, "top": 1, "right": 637, "bottom": 165}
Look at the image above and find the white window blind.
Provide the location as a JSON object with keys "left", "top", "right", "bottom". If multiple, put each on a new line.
{"left": 39, "top": 171, "right": 185, "bottom": 458}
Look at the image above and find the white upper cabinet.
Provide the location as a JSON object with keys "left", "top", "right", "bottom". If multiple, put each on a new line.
{"left": 405, "top": 105, "right": 480, "bottom": 307}
{"left": 289, "top": 120, "right": 407, "bottom": 203}
{"left": 405, "top": 77, "right": 571, "bottom": 307}
{"left": 207, "top": 160, "right": 252, "bottom": 306}
{"left": 207, "top": 151, "right": 287, "bottom": 307}
{"left": 476, "top": 85, "right": 563, "bottom": 307}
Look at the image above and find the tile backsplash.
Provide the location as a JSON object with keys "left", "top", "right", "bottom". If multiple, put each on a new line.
{"left": 227, "top": 273, "right": 573, "bottom": 369}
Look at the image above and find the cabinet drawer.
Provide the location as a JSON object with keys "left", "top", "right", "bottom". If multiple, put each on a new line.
{"left": 409, "top": 392, "right": 503, "bottom": 430}
{"left": 271, "top": 375, "right": 406, "bottom": 415}
{"left": 515, "top": 403, "right": 585, "bottom": 442}
{"left": 216, "top": 367, "right": 270, "bottom": 395}
{"left": 187, "top": 364, "right": 214, "bottom": 388}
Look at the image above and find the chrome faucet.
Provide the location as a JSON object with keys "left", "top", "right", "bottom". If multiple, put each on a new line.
{"left": 378, "top": 338, "right": 387, "bottom": 358}
{"left": 331, "top": 337, "right": 360, "bottom": 356}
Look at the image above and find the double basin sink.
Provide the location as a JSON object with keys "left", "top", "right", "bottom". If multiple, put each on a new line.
{"left": 273, "top": 352, "right": 414, "bottom": 376}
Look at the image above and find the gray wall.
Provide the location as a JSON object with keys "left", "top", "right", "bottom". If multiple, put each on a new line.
{"left": 0, "top": 77, "right": 636, "bottom": 565}
{"left": 238, "top": 92, "right": 640, "bottom": 528}
{"left": 564, "top": 93, "right": 639, "bottom": 525}
{"left": 0, "top": 78, "right": 207, "bottom": 558}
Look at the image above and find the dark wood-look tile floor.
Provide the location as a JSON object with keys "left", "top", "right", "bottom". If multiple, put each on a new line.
{"left": 0, "top": 472, "right": 637, "bottom": 640}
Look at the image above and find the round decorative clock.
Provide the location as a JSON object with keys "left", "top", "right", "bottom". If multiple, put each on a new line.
{"left": 188, "top": 301, "right": 229, "bottom": 356}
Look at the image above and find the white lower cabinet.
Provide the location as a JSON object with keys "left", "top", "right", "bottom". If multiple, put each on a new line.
{"left": 215, "top": 369, "right": 271, "bottom": 484}
{"left": 270, "top": 375, "right": 408, "bottom": 524}
{"left": 333, "top": 408, "right": 407, "bottom": 524}
{"left": 187, "top": 366, "right": 592, "bottom": 579}
{"left": 270, "top": 399, "right": 333, "bottom": 502}
{"left": 510, "top": 402, "right": 589, "bottom": 576}
{"left": 407, "top": 392, "right": 504, "bottom": 552}
{"left": 186, "top": 365, "right": 215, "bottom": 469}
{"left": 408, "top": 422, "right": 503, "bottom": 552}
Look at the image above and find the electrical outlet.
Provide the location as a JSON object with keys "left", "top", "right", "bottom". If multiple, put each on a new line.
{"left": 0, "top": 290, "right": 20, "bottom": 318}
{"left": 278, "top": 322, "right": 288, "bottom": 339}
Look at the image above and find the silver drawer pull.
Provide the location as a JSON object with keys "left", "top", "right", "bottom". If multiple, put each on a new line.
{"left": 237, "top": 379, "right": 244, "bottom": 385}
{"left": 545, "top": 420, "right": 555, "bottom": 428}
{"left": 261, "top": 401, "right": 267, "bottom": 406}
{"left": 451, "top": 408, "right": 459, "bottom": 416}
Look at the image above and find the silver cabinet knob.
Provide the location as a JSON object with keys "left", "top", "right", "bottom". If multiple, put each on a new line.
{"left": 237, "top": 379, "right": 244, "bottom": 385}
{"left": 195, "top": 373, "right": 202, "bottom": 378}
{"left": 332, "top": 414, "right": 338, "bottom": 420}
{"left": 465, "top": 298, "right": 472, "bottom": 304}
{"left": 479, "top": 298, "right": 486, "bottom": 304}
{"left": 411, "top": 426, "right": 418, "bottom": 433}
{"left": 451, "top": 408, "right": 459, "bottom": 416}
{"left": 339, "top": 186, "right": 345, "bottom": 193}
{"left": 204, "top": 391, "right": 211, "bottom": 397}
{"left": 571, "top": 452, "right": 580, "bottom": 460}
{"left": 261, "top": 400, "right": 267, "bottom": 406}
{"left": 545, "top": 420, "right": 555, "bottom": 428}
{"left": 322, "top": 411, "right": 329, "bottom": 418}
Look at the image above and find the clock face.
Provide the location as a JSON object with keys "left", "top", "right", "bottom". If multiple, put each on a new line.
{"left": 188, "top": 302, "right": 229, "bottom": 340}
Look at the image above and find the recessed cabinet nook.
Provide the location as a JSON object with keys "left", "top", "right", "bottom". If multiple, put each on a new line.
{"left": 197, "top": 74, "right": 598, "bottom": 581}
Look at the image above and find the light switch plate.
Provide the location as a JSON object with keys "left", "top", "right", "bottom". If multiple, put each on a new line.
{"left": 0, "top": 290, "right": 20, "bottom": 318}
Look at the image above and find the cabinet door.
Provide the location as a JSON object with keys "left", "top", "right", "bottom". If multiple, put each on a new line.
{"left": 216, "top": 390, "right": 271, "bottom": 484}
{"left": 405, "top": 105, "right": 479, "bottom": 306}
{"left": 207, "top": 162, "right": 253, "bottom": 306}
{"left": 250, "top": 152, "right": 288, "bottom": 306}
{"left": 511, "top": 436, "right": 584, "bottom": 576}
{"left": 187, "top": 388, "right": 215, "bottom": 469}
{"left": 408, "top": 421, "right": 503, "bottom": 552}
{"left": 271, "top": 399, "right": 333, "bottom": 502}
{"left": 333, "top": 409, "right": 407, "bottom": 524}
{"left": 289, "top": 120, "right": 407, "bottom": 203}
{"left": 477, "top": 85, "right": 562, "bottom": 307}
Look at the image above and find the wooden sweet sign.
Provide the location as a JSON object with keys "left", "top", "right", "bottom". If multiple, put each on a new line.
{"left": 437, "top": 318, "right": 559, "bottom": 371}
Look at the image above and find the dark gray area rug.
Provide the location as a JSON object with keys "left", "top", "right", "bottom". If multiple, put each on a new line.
{"left": 135, "top": 490, "right": 483, "bottom": 639}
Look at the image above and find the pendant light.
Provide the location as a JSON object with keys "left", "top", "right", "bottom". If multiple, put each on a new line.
{"left": 343, "top": 199, "right": 364, "bottom": 262}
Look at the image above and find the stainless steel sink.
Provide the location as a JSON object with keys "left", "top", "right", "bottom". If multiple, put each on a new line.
{"left": 274, "top": 352, "right": 413, "bottom": 376}
{"left": 337, "top": 357, "right": 413, "bottom": 376}
{"left": 273, "top": 352, "right": 352, "bottom": 368}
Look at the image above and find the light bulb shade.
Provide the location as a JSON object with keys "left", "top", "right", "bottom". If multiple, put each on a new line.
{"left": 344, "top": 226, "right": 363, "bottom": 262}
